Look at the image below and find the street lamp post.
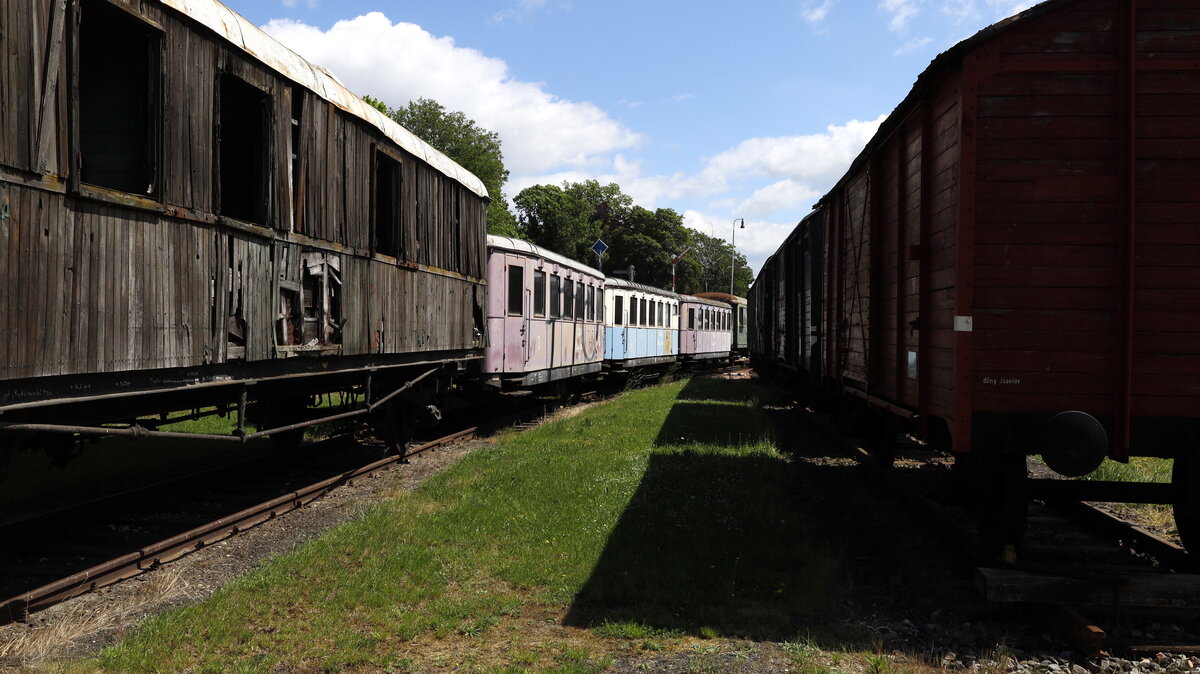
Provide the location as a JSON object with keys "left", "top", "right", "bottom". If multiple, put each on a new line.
{"left": 730, "top": 218, "right": 745, "bottom": 295}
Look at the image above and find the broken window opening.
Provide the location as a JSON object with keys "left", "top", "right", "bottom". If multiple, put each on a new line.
{"left": 290, "top": 85, "right": 304, "bottom": 233}
{"left": 78, "top": 0, "right": 161, "bottom": 196}
{"left": 295, "top": 252, "right": 343, "bottom": 352}
{"left": 226, "top": 259, "right": 247, "bottom": 360}
{"left": 373, "top": 149, "right": 401, "bottom": 257}
{"left": 217, "top": 74, "right": 269, "bottom": 224}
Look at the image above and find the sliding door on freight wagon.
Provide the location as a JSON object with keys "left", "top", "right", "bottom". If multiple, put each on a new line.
{"left": 820, "top": 89, "right": 945, "bottom": 423}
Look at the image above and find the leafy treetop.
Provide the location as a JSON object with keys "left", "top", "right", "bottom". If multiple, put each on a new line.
{"left": 364, "top": 95, "right": 519, "bottom": 237}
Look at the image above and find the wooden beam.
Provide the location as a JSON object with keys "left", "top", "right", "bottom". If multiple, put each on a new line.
{"left": 978, "top": 567, "right": 1200, "bottom": 609}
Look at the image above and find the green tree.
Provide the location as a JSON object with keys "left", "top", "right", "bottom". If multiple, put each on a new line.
{"left": 512, "top": 178, "right": 754, "bottom": 295}
{"left": 365, "top": 95, "right": 520, "bottom": 237}
{"left": 512, "top": 184, "right": 596, "bottom": 259}
{"left": 686, "top": 229, "right": 752, "bottom": 296}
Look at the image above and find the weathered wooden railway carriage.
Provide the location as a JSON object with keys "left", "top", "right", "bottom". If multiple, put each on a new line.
{"left": 751, "top": 0, "right": 1200, "bottom": 552}
{"left": 0, "top": 0, "right": 488, "bottom": 435}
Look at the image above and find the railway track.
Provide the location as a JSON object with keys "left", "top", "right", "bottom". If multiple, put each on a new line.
{"left": 795, "top": 403, "right": 1200, "bottom": 657}
{"left": 0, "top": 389, "right": 603, "bottom": 626}
{"left": 0, "top": 363, "right": 734, "bottom": 628}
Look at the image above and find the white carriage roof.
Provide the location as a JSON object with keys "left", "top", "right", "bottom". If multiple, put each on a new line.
{"left": 603, "top": 277, "right": 678, "bottom": 300}
{"left": 487, "top": 235, "right": 604, "bottom": 278}
{"left": 679, "top": 294, "right": 733, "bottom": 309}
{"left": 160, "top": 0, "right": 489, "bottom": 199}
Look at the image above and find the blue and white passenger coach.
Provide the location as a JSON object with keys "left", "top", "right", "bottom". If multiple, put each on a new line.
{"left": 602, "top": 279, "right": 679, "bottom": 371}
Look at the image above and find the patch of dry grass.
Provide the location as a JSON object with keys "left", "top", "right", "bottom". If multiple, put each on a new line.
{"left": 0, "top": 570, "right": 189, "bottom": 665}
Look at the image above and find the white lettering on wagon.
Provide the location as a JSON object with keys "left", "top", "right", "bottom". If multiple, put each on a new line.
{"left": 981, "top": 376, "right": 1022, "bottom": 386}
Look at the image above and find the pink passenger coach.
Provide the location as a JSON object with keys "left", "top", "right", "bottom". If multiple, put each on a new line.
{"left": 678, "top": 296, "right": 733, "bottom": 361}
{"left": 484, "top": 236, "right": 605, "bottom": 389}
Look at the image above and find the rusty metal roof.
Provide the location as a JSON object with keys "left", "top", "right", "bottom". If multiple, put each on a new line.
{"left": 159, "top": 0, "right": 489, "bottom": 199}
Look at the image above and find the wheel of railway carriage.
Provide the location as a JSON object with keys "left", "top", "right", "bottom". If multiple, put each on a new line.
{"left": 371, "top": 401, "right": 413, "bottom": 459}
{"left": 1172, "top": 452, "right": 1200, "bottom": 556}
{"left": 0, "top": 435, "right": 18, "bottom": 488}
{"left": 264, "top": 396, "right": 310, "bottom": 452}
{"left": 869, "top": 413, "right": 898, "bottom": 470}
{"left": 960, "top": 451, "right": 1028, "bottom": 563}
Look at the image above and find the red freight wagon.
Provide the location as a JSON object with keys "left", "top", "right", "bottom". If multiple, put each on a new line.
{"left": 752, "top": 0, "right": 1200, "bottom": 555}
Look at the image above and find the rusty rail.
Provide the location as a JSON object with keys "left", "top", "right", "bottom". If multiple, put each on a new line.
{"left": 0, "top": 424, "right": 477, "bottom": 625}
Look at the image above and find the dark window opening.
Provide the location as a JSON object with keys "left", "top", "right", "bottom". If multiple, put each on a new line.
{"left": 290, "top": 86, "right": 303, "bottom": 232}
{"left": 79, "top": 0, "right": 160, "bottom": 195}
{"left": 507, "top": 264, "right": 523, "bottom": 316}
{"left": 550, "top": 275, "right": 561, "bottom": 318}
{"left": 533, "top": 270, "right": 546, "bottom": 316}
{"left": 631, "top": 297, "right": 638, "bottom": 326}
{"left": 640, "top": 299, "right": 647, "bottom": 327}
{"left": 689, "top": 308, "right": 695, "bottom": 330}
{"left": 373, "top": 150, "right": 401, "bottom": 256}
{"left": 575, "top": 281, "right": 584, "bottom": 321}
{"left": 649, "top": 301, "right": 656, "bottom": 327}
{"left": 586, "top": 285, "right": 595, "bottom": 321}
{"left": 614, "top": 296, "right": 624, "bottom": 325}
{"left": 217, "top": 74, "right": 269, "bottom": 224}
{"left": 563, "top": 279, "right": 575, "bottom": 320}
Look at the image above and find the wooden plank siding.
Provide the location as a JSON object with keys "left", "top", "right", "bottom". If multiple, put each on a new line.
{"left": 1, "top": 0, "right": 487, "bottom": 393}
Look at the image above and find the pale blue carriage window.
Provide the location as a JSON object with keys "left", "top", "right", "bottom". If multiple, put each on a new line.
{"left": 649, "top": 301, "right": 655, "bottom": 326}
{"left": 658, "top": 301, "right": 664, "bottom": 326}
{"left": 507, "top": 265, "right": 523, "bottom": 316}
{"left": 550, "top": 274, "right": 561, "bottom": 318}
{"left": 575, "top": 281, "right": 585, "bottom": 321}
{"left": 630, "top": 296, "right": 638, "bottom": 325}
{"left": 533, "top": 270, "right": 546, "bottom": 316}
{"left": 640, "top": 298, "right": 647, "bottom": 326}
{"left": 614, "top": 295, "right": 624, "bottom": 325}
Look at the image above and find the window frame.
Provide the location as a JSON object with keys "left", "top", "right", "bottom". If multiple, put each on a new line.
{"left": 371, "top": 146, "right": 403, "bottom": 258}
{"left": 75, "top": 0, "right": 165, "bottom": 200}
{"left": 550, "top": 274, "right": 562, "bottom": 318}
{"left": 614, "top": 295, "right": 624, "bottom": 326}
{"left": 506, "top": 264, "right": 524, "bottom": 317}
{"left": 533, "top": 269, "right": 546, "bottom": 317}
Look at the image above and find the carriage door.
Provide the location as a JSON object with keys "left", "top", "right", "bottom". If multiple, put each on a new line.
{"left": 504, "top": 258, "right": 526, "bottom": 373}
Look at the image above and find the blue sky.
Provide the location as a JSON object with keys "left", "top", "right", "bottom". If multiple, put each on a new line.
{"left": 229, "top": 0, "right": 1037, "bottom": 273}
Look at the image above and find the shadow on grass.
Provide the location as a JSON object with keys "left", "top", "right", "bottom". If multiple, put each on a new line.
{"left": 563, "top": 447, "right": 845, "bottom": 641}
{"left": 652, "top": 378, "right": 775, "bottom": 448}
{"left": 673, "top": 376, "right": 763, "bottom": 404}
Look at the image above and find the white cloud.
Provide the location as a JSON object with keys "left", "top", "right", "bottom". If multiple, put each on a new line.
{"left": 703, "top": 115, "right": 886, "bottom": 188}
{"left": 893, "top": 35, "right": 934, "bottom": 55}
{"left": 801, "top": 0, "right": 834, "bottom": 25}
{"left": 880, "top": 0, "right": 924, "bottom": 32}
{"left": 261, "top": 13, "right": 641, "bottom": 175}
{"left": 940, "top": 0, "right": 979, "bottom": 21}
{"left": 489, "top": 0, "right": 560, "bottom": 24}
{"left": 737, "top": 180, "right": 821, "bottom": 218}
{"left": 986, "top": 0, "right": 1037, "bottom": 17}
{"left": 681, "top": 210, "right": 806, "bottom": 275}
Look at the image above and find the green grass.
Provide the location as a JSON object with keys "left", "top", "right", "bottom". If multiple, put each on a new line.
{"left": 1082, "top": 457, "right": 1177, "bottom": 532}
{"left": 1084, "top": 456, "right": 1172, "bottom": 484}
{"left": 62, "top": 377, "right": 842, "bottom": 673}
